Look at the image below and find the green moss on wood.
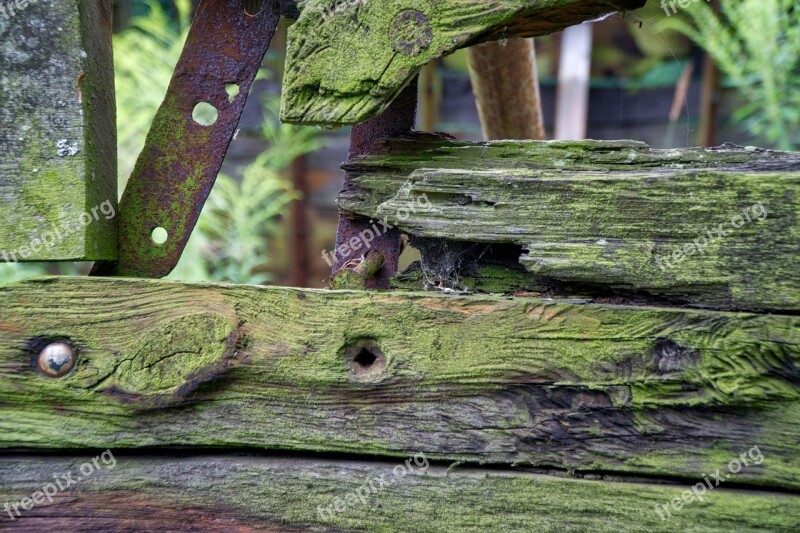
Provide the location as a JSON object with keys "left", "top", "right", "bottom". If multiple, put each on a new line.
{"left": 341, "top": 136, "right": 800, "bottom": 311}
{"left": 281, "top": 0, "right": 646, "bottom": 125}
{"left": 331, "top": 250, "right": 386, "bottom": 289}
{"left": 0, "top": 277, "right": 799, "bottom": 489}
{"left": 0, "top": 0, "right": 117, "bottom": 261}
{"left": 1, "top": 455, "right": 799, "bottom": 532}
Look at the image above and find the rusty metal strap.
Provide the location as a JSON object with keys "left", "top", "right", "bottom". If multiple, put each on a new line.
{"left": 92, "top": 0, "right": 282, "bottom": 278}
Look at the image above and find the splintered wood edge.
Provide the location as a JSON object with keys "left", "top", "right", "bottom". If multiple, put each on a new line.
{"left": 339, "top": 137, "right": 800, "bottom": 311}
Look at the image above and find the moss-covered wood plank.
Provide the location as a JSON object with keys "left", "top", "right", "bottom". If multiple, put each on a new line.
{"left": 1, "top": 277, "right": 799, "bottom": 489}
{"left": 0, "top": 0, "right": 117, "bottom": 262}
{"left": 281, "top": 0, "right": 646, "bottom": 126}
{"left": 339, "top": 136, "right": 800, "bottom": 311}
{"left": 1, "top": 454, "right": 798, "bottom": 532}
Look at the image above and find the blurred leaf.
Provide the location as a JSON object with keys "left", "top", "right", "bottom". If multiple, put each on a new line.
{"left": 658, "top": 0, "right": 799, "bottom": 150}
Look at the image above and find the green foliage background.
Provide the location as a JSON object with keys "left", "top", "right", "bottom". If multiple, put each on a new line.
{"left": 659, "top": 0, "right": 800, "bottom": 150}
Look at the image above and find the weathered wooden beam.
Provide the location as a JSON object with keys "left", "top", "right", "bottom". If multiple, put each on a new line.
{"left": 280, "top": 0, "right": 646, "bottom": 126}
{"left": 1, "top": 278, "right": 799, "bottom": 489}
{"left": 339, "top": 136, "right": 800, "bottom": 311}
{"left": 1, "top": 454, "right": 798, "bottom": 531}
{"left": 0, "top": 0, "right": 117, "bottom": 262}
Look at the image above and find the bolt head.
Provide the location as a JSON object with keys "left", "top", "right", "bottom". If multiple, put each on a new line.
{"left": 37, "top": 342, "right": 76, "bottom": 378}
{"left": 390, "top": 10, "right": 433, "bottom": 56}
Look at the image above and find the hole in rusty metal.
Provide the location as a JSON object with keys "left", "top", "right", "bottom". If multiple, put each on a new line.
{"left": 225, "top": 84, "right": 241, "bottom": 103}
{"left": 192, "top": 102, "right": 218, "bottom": 126}
{"left": 243, "top": 0, "right": 263, "bottom": 16}
{"left": 151, "top": 227, "right": 169, "bottom": 245}
{"left": 344, "top": 341, "right": 387, "bottom": 381}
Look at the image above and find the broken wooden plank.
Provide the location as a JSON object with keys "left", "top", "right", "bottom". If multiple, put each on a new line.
{"left": 280, "top": 0, "right": 646, "bottom": 126}
{"left": 0, "top": 0, "right": 117, "bottom": 262}
{"left": 0, "top": 277, "right": 799, "bottom": 490}
{"left": 1, "top": 454, "right": 798, "bottom": 531}
{"left": 339, "top": 136, "right": 800, "bottom": 311}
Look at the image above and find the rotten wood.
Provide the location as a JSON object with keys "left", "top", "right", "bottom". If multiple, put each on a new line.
{"left": 0, "top": 277, "right": 799, "bottom": 490}
{"left": 340, "top": 135, "right": 800, "bottom": 311}
{"left": 0, "top": 0, "right": 117, "bottom": 262}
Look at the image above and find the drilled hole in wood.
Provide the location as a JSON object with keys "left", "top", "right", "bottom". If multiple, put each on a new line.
{"left": 354, "top": 348, "right": 377, "bottom": 367}
{"left": 192, "top": 102, "right": 218, "bottom": 126}
{"left": 344, "top": 341, "right": 386, "bottom": 380}
{"left": 243, "top": 0, "right": 263, "bottom": 16}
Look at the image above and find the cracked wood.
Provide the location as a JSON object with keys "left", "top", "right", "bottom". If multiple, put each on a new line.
{"left": 0, "top": 277, "right": 798, "bottom": 490}
{"left": 339, "top": 135, "right": 800, "bottom": 311}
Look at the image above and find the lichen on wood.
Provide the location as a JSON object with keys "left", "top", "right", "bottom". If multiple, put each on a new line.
{"left": 0, "top": 0, "right": 117, "bottom": 262}
{"left": 340, "top": 135, "right": 800, "bottom": 311}
{"left": 1, "top": 455, "right": 799, "bottom": 531}
{"left": 1, "top": 277, "right": 799, "bottom": 490}
{"left": 281, "top": 0, "right": 646, "bottom": 126}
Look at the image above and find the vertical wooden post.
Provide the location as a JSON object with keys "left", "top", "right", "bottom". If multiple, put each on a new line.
{"left": 0, "top": 0, "right": 117, "bottom": 262}
{"left": 555, "top": 23, "right": 593, "bottom": 140}
{"left": 698, "top": 0, "right": 721, "bottom": 147}
{"left": 698, "top": 53, "right": 720, "bottom": 147}
{"left": 419, "top": 61, "right": 441, "bottom": 132}
{"left": 467, "top": 39, "right": 545, "bottom": 140}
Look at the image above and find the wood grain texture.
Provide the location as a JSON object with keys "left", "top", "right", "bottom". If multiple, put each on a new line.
{"left": 280, "top": 0, "right": 645, "bottom": 126}
{"left": 1, "top": 455, "right": 799, "bottom": 532}
{"left": 0, "top": 277, "right": 799, "bottom": 490}
{"left": 339, "top": 135, "right": 800, "bottom": 311}
{"left": 467, "top": 38, "right": 546, "bottom": 141}
{"left": 0, "top": 0, "right": 117, "bottom": 262}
